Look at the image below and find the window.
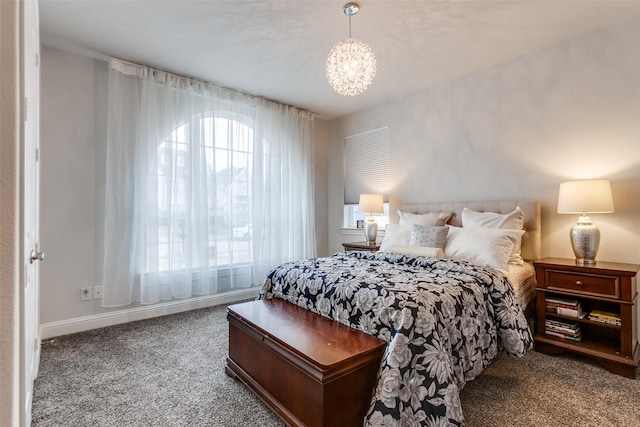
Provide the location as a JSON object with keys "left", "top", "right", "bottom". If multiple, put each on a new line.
{"left": 103, "top": 58, "right": 316, "bottom": 306}
{"left": 343, "top": 203, "right": 390, "bottom": 229}
{"left": 343, "top": 127, "right": 391, "bottom": 227}
{"left": 152, "top": 112, "right": 255, "bottom": 273}
{"left": 343, "top": 127, "right": 391, "bottom": 204}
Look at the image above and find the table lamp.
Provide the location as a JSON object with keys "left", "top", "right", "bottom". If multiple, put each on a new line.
{"left": 358, "top": 194, "right": 384, "bottom": 245}
{"left": 557, "top": 179, "right": 614, "bottom": 264}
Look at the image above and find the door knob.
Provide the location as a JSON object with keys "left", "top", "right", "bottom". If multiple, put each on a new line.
{"left": 30, "top": 250, "right": 45, "bottom": 263}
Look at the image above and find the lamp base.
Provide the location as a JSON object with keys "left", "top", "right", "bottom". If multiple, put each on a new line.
{"left": 570, "top": 219, "right": 600, "bottom": 265}
{"left": 364, "top": 219, "right": 378, "bottom": 246}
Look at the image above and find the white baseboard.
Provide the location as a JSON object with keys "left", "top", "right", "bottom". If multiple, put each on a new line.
{"left": 40, "top": 288, "right": 260, "bottom": 339}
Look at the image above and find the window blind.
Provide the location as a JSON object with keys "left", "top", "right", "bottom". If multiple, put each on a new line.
{"left": 343, "top": 126, "right": 391, "bottom": 204}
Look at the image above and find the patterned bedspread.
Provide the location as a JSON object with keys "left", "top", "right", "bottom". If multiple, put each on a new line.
{"left": 259, "top": 251, "right": 533, "bottom": 426}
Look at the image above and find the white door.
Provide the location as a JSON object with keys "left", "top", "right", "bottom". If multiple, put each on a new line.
{"left": 21, "top": 1, "right": 42, "bottom": 425}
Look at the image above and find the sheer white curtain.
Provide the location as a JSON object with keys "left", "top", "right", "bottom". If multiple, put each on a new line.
{"left": 102, "top": 58, "right": 316, "bottom": 307}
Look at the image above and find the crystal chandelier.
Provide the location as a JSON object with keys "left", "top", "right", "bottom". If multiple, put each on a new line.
{"left": 326, "top": 2, "right": 377, "bottom": 96}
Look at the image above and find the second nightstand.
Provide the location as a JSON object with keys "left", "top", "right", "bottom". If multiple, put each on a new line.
{"left": 342, "top": 241, "right": 380, "bottom": 252}
{"left": 534, "top": 257, "right": 639, "bottom": 378}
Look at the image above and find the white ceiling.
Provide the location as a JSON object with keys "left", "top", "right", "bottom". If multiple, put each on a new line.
{"left": 39, "top": 0, "right": 640, "bottom": 120}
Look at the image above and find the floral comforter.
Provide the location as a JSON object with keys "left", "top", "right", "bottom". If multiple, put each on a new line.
{"left": 259, "top": 251, "right": 533, "bottom": 426}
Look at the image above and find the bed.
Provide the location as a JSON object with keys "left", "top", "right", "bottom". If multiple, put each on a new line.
{"left": 258, "top": 200, "right": 540, "bottom": 426}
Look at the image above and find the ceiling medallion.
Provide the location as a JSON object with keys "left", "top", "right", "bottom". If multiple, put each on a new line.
{"left": 326, "top": 2, "right": 377, "bottom": 96}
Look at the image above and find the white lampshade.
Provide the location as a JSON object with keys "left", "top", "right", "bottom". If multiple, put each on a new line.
{"left": 358, "top": 194, "right": 384, "bottom": 214}
{"left": 557, "top": 180, "right": 614, "bottom": 214}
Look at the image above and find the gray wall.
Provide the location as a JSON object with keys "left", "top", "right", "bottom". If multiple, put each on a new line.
{"left": 39, "top": 45, "right": 329, "bottom": 325}
{"left": 40, "top": 46, "right": 108, "bottom": 323}
{"left": 330, "top": 16, "right": 640, "bottom": 268}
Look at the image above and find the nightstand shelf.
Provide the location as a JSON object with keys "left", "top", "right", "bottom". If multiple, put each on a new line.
{"left": 534, "top": 257, "right": 639, "bottom": 378}
{"left": 542, "top": 310, "right": 622, "bottom": 330}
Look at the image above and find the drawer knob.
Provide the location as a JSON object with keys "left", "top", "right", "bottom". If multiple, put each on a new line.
{"left": 576, "top": 280, "right": 584, "bottom": 286}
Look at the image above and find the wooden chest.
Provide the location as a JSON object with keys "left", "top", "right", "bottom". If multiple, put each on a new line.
{"left": 226, "top": 299, "right": 386, "bottom": 427}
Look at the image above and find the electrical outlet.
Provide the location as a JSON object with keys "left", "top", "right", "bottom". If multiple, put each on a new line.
{"left": 81, "top": 286, "right": 92, "bottom": 301}
{"left": 93, "top": 285, "right": 103, "bottom": 299}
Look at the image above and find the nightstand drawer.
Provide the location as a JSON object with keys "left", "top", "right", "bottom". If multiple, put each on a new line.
{"left": 547, "top": 270, "right": 619, "bottom": 298}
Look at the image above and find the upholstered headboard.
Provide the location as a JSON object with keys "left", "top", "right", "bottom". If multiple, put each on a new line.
{"left": 393, "top": 200, "right": 541, "bottom": 261}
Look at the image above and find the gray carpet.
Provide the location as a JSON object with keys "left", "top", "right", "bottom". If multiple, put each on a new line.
{"left": 32, "top": 303, "right": 640, "bottom": 426}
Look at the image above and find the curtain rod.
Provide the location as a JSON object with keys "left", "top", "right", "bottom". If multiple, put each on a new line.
{"left": 111, "top": 57, "right": 319, "bottom": 119}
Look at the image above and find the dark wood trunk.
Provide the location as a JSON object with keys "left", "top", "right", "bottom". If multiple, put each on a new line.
{"left": 226, "top": 299, "right": 387, "bottom": 427}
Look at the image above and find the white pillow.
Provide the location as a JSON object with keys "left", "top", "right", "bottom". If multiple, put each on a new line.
{"left": 444, "top": 226, "right": 525, "bottom": 270}
{"left": 398, "top": 210, "right": 452, "bottom": 227}
{"left": 387, "top": 244, "right": 444, "bottom": 259}
{"left": 379, "top": 224, "right": 412, "bottom": 252}
{"left": 461, "top": 207, "right": 525, "bottom": 265}
{"left": 461, "top": 206, "right": 524, "bottom": 229}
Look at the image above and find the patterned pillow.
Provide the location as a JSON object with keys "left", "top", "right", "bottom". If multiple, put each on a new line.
{"left": 409, "top": 225, "right": 449, "bottom": 249}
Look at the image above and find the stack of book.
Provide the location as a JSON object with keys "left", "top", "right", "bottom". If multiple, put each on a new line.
{"left": 588, "top": 310, "right": 621, "bottom": 326}
{"left": 545, "top": 297, "right": 585, "bottom": 318}
{"left": 545, "top": 319, "right": 582, "bottom": 341}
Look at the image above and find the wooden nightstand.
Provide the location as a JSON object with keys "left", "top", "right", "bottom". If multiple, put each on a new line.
{"left": 534, "top": 257, "right": 639, "bottom": 378}
{"left": 342, "top": 241, "right": 380, "bottom": 252}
